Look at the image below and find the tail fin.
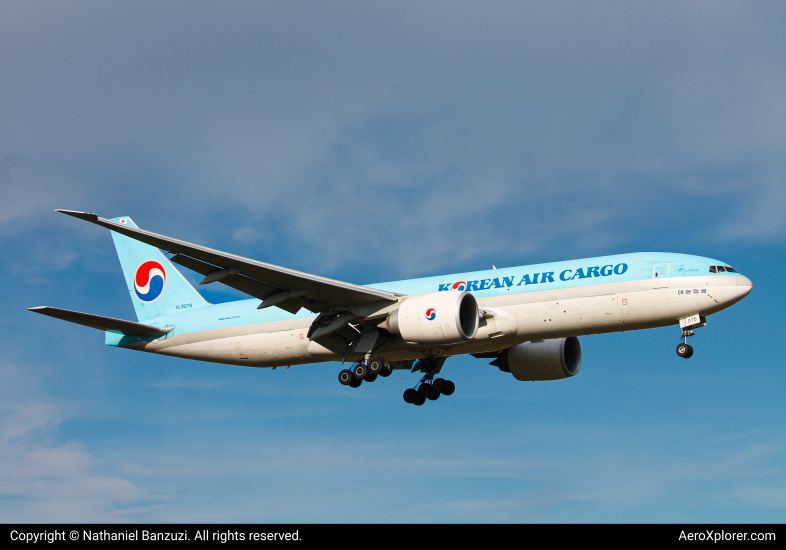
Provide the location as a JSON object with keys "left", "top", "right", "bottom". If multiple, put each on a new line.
{"left": 110, "top": 216, "right": 209, "bottom": 321}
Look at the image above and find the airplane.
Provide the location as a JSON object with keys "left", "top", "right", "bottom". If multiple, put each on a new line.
{"left": 29, "top": 210, "right": 753, "bottom": 406}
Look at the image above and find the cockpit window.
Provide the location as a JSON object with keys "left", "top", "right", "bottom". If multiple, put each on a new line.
{"left": 726, "top": 266, "right": 737, "bottom": 273}
{"left": 709, "top": 266, "right": 717, "bottom": 273}
{"left": 710, "top": 265, "right": 738, "bottom": 273}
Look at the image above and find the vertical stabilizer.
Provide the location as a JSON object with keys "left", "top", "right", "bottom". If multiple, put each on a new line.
{"left": 109, "top": 216, "right": 209, "bottom": 321}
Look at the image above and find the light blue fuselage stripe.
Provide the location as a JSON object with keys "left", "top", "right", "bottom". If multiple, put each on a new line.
{"left": 113, "top": 252, "right": 739, "bottom": 341}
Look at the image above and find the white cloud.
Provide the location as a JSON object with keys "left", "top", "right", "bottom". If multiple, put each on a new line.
{"left": 1, "top": 4, "right": 785, "bottom": 521}
{"left": 0, "top": 362, "right": 140, "bottom": 521}
{"left": 1, "top": 1, "right": 785, "bottom": 281}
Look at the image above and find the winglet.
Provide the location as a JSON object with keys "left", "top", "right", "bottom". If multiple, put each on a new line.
{"left": 55, "top": 209, "right": 99, "bottom": 222}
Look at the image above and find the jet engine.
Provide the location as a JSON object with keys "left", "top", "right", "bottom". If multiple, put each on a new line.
{"left": 382, "top": 291, "right": 479, "bottom": 345}
{"left": 491, "top": 337, "right": 582, "bottom": 381}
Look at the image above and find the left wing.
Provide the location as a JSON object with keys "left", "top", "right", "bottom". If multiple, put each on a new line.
{"left": 56, "top": 210, "right": 399, "bottom": 315}
{"left": 29, "top": 306, "right": 173, "bottom": 337}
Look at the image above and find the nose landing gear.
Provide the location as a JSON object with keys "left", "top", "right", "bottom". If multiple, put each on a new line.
{"left": 676, "top": 329, "right": 695, "bottom": 358}
{"left": 676, "top": 342, "right": 693, "bottom": 358}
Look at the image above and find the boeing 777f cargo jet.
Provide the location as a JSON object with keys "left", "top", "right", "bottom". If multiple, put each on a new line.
{"left": 30, "top": 210, "right": 753, "bottom": 406}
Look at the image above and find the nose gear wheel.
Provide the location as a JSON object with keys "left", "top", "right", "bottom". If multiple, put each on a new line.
{"left": 676, "top": 329, "right": 696, "bottom": 358}
{"left": 676, "top": 342, "right": 693, "bottom": 358}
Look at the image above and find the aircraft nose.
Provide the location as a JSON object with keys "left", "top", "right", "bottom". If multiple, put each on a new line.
{"left": 737, "top": 276, "right": 753, "bottom": 298}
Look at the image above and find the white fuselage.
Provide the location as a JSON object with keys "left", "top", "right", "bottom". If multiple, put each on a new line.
{"left": 120, "top": 270, "right": 750, "bottom": 369}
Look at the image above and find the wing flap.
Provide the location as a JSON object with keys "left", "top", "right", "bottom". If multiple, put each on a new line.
{"left": 29, "top": 306, "right": 173, "bottom": 337}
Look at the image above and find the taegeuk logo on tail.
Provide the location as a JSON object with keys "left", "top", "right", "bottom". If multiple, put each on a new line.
{"left": 134, "top": 260, "right": 167, "bottom": 302}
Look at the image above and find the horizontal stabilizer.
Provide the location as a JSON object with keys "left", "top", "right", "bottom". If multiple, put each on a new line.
{"left": 28, "top": 306, "right": 173, "bottom": 337}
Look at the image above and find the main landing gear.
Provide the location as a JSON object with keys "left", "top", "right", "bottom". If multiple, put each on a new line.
{"left": 338, "top": 356, "right": 456, "bottom": 406}
{"left": 402, "top": 375, "right": 455, "bottom": 406}
{"left": 338, "top": 358, "right": 392, "bottom": 388}
{"left": 676, "top": 329, "right": 695, "bottom": 359}
{"left": 402, "top": 356, "right": 455, "bottom": 406}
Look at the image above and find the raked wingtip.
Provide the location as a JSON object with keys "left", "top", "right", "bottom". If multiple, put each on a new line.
{"left": 55, "top": 210, "right": 99, "bottom": 222}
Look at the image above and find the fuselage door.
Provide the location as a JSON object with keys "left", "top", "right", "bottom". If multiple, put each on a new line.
{"left": 653, "top": 263, "right": 669, "bottom": 288}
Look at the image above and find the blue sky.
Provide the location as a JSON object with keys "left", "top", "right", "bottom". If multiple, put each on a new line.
{"left": 1, "top": 1, "right": 785, "bottom": 522}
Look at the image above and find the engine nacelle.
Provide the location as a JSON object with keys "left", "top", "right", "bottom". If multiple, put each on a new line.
{"left": 492, "top": 337, "right": 582, "bottom": 381}
{"left": 383, "top": 291, "right": 479, "bottom": 345}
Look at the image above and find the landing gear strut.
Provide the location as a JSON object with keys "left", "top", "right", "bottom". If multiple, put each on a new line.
{"left": 676, "top": 329, "right": 695, "bottom": 359}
